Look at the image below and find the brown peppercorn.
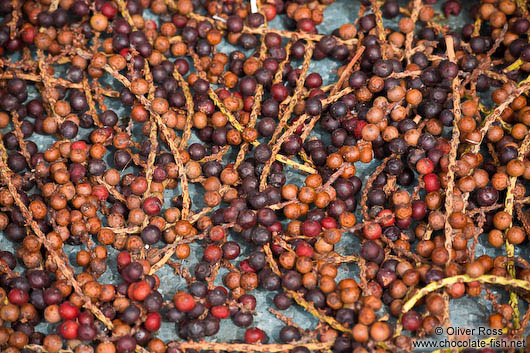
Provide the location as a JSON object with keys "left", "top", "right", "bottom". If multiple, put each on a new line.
{"left": 224, "top": 271, "right": 241, "bottom": 289}
{"left": 152, "top": 98, "right": 169, "bottom": 114}
{"left": 295, "top": 256, "right": 313, "bottom": 274}
{"left": 493, "top": 211, "right": 512, "bottom": 230}
{"left": 242, "top": 127, "right": 258, "bottom": 142}
{"left": 370, "top": 321, "right": 391, "bottom": 342}
{"left": 90, "top": 14, "right": 108, "bottom": 31}
{"left": 131, "top": 78, "right": 149, "bottom": 95}
{"left": 298, "top": 186, "right": 316, "bottom": 203}
{"left": 466, "top": 261, "right": 485, "bottom": 278}
{"left": 240, "top": 272, "right": 258, "bottom": 291}
{"left": 507, "top": 226, "right": 525, "bottom": 245}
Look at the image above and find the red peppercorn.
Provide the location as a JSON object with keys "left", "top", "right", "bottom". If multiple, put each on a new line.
{"left": 448, "top": 282, "right": 465, "bottom": 298}
{"left": 78, "top": 312, "right": 94, "bottom": 326}
{"left": 416, "top": 158, "right": 435, "bottom": 175}
{"left": 58, "top": 320, "right": 79, "bottom": 339}
{"left": 173, "top": 291, "right": 196, "bottom": 312}
{"left": 308, "top": 88, "right": 325, "bottom": 98}
{"left": 145, "top": 19, "right": 157, "bottom": 31}
{"left": 377, "top": 209, "right": 394, "bottom": 227}
{"left": 143, "top": 197, "right": 162, "bottom": 216}
{"left": 217, "top": 89, "right": 230, "bottom": 101}
{"left": 131, "top": 281, "right": 151, "bottom": 301}
{"left": 209, "top": 226, "right": 225, "bottom": 242}
{"left": 294, "top": 121, "right": 305, "bottom": 135}
{"left": 239, "top": 294, "right": 257, "bottom": 310}
{"left": 262, "top": 4, "right": 277, "bottom": 21}
{"left": 396, "top": 217, "right": 412, "bottom": 229}
{"left": 298, "top": 18, "right": 316, "bottom": 33}
{"left": 211, "top": 305, "right": 230, "bottom": 319}
{"left": 321, "top": 217, "right": 337, "bottom": 229}
{"left": 215, "top": 286, "right": 228, "bottom": 296}
{"left": 271, "top": 84, "right": 289, "bottom": 101}
{"left": 243, "top": 96, "right": 255, "bottom": 112}
{"left": 423, "top": 173, "right": 440, "bottom": 192}
{"left": 117, "top": 251, "right": 131, "bottom": 269}
{"left": 271, "top": 243, "right": 284, "bottom": 255}
{"left": 92, "top": 185, "right": 109, "bottom": 201}
{"left": 245, "top": 327, "right": 265, "bottom": 343}
{"left": 101, "top": 2, "right": 118, "bottom": 18}
{"left": 59, "top": 301, "right": 80, "bottom": 320}
{"left": 204, "top": 244, "right": 223, "bottom": 263}
{"left": 305, "top": 73, "right": 323, "bottom": 89}
{"left": 295, "top": 241, "right": 314, "bottom": 257}
{"left": 144, "top": 312, "right": 162, "bottom": 331}
{"left": 71, "top": 141, "right": 87, "bottom": 150}
{"left": 402, "top": 310, "right": 421, "bottom": 331}
{"left": 354, "top": 120, "right": 367, "bottom": 139}
{"left": 301, "top": 220, "right": 321, "bottom": 237}
{"left": 267, "top": 222, "right": 282, "bottom": 233}
{"left": 120, "top": 48, "right": 130, "bottom": 57}
{"left": 239, "top": 259, "right": 256, "bottom": 273}
{"left": 363, "top": 222, "right": 382, "bottom": 240}
{"left": 21, "top": 26, "right": 37, "bottom": 44}
{"left": 411, "top": 200, "right": 427, "bottom": 220}
{"left": 8, "top": 288, "right": 29, "bottom": 305}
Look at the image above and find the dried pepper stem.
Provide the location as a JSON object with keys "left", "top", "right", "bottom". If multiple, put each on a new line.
{"left": 501, "top": 133, "right": 530, "bottom": 329}
{"left": 149, "top": 224, "right": 233, "bottom": 274}
{"left": 244, "top": 26, "right": 358, "bottom": 46}
{"left": 472, "top": 17, "right": 482, "bottom": 37}
{"left": 442, "top": 36, "right": 462, "bottom": 265}
{"left": 260, "top": 110, "right": 314, "bottom": 191}
{"left": 24, "top": 344, "right": 73, "bottom": 353}
{"left": 11, "top": 111, "right": 32, "bottom": 167}
{"left": 321, "top": 163, "right": 352, "bottom": 190}
{"left": 273, "top": 41, "right": 293, "bottom": 85}
{"left": 287, "top": 290, "right": 353, "bottom": 335}
{"left": 94, "top": 176, "right": 127, "bottom": 203}
{"left": 506, "top": 58, "right": 524, "bottom": 72}
{"left": 168, "top": 340, "right": 334, "bottom": 352}
{"left": 389, "top": 70, "right": 422, "bottom": 79}
{"left": 0, "top": 72, "right": 150, "bottom": 98}
{"left": 7, "top": 0, "right": 20, "bottom": 39}
{"left": 143, "top": 60, "right": 159, "bottom": 201}
{"left": 102, "top": 65, "right": 191, "bottom": 219}
{"left": 269, "top": 41, "right": 314, "bottom": 145}
{"left": 360, "top": 155, "right": 393, "bottom": 221}
{"left": 268, "top": 308, "right": 304, "bottom": 332}
{"left": 82, "top": 78, "right": 104, "bottom": 128}
{"left": 208, "top": 88, "right": 317, "bottom": 174}
{"left": 48, "top": 0, "right": 60, "bottom": 11}
{"left": 236, "top": 34, "right": 266, "bottom": 169}
{"left": 36, "top": 50, "right": 63, "bottom": 125}
{"left": 471, "top": 77, "right": 530, "bottom": 154}
{"left": 186, "top": 12, "right": 358, "bottom": 46}
{"left": 370, "top": 0, "right": 386, "bottom": 45}
{"left": 174, "top": 68, "right": 195, "bottom": 149}
{"left": 235, "top": 84, "right": 262, "bottom": 169}
{"left": 260, "top": 43, "right": 316, "bottom": 189}
{"left": 331, "top": 46, "right": 365, "bottom": 96}
{"left": 199, "top": 145, "right": 230, "bottom": 163}
{"left": 402, "top": 274, "right": 530, "bottom": 313}
{"left": 114, "top": 0, "right": 136, "bottom": 29}
{"left": 299, "top": 87, "right": 355, "bottom": 143}
{"left": 405, "top": 0, "right": 422, "bottom": 64}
